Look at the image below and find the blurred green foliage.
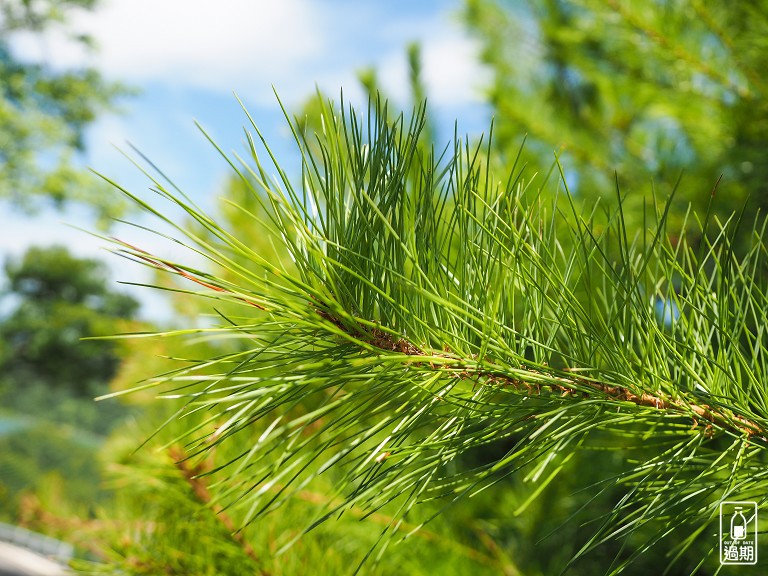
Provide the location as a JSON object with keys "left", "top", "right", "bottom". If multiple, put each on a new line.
{"left": 65, "top": 405, "right": 518, "bottom": 575}
{"left": 0, "top": 246, "right": 139, "bottom": 521}
{"left": 0, "top": 245, "right": 139, "bottom": 399}
{"left": 0, "top": 0, "right": 132, "bottom": 221}
{"left": 464, "top": 0, "right": 768, "bottom": 234}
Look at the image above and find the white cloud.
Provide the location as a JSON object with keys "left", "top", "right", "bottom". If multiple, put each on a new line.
{"left": 422, "top": 32, "right": 492, "bottom": 107}
{"left": 378, "top": 26, "right": 490, "bottom": 108}
{"left": 9, "top": 0, "right": 489, "bottom": 108}
{"left": 11, "top": 0, "right": 327, "bottom": 104}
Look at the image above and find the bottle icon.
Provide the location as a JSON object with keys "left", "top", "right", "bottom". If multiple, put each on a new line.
{"left": 731, "top": 507, "right": 747, "bottom": 540}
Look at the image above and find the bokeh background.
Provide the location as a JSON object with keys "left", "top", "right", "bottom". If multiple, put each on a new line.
{"left": 1, "top": 1, "right": 766, "bottom": 574}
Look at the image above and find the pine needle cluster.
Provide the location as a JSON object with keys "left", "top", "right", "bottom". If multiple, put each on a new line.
{"left": 100, "top": 95, "right": 768, "bottom": 573}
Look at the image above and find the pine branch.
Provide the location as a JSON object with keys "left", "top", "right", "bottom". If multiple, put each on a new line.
{"left": 104, "top": 94, "right": 768, "bottom": 573}
{"left": 137, "top": 261, "right": 767, "bottom": 441}
{"left": 315, "top": 307, "right": 768, "bottom": 440}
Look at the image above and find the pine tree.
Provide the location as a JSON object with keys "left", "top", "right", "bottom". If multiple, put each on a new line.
{"left": 82, "top": 94, "right": 768, "bottom": 574}
{"left": 463, "top": 0, "right": 768, "bottom": 234}
{"left": 0, "top": 0, "right": 131, "bottom": 220}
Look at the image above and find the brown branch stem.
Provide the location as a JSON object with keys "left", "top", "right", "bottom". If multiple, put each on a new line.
{"left": 315, "top": 306, "right": 767, "bottom": 441}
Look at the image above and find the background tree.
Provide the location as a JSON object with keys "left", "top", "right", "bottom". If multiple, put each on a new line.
{"left": 0, "top": 245, "right": 139, "bottom": 400}
{"left": 463, "top": 0, "right": 768, "bottom": 230}
{"left": 0, "top": 246, "right": 139, "bottom": 521}
{"left": 0, "top": 0, "right": 130, "bottom": 221}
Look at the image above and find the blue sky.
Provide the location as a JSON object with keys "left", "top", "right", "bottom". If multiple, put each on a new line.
{"left": 2, "top": 0, "right": 492, "bottom": 319}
